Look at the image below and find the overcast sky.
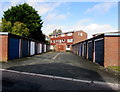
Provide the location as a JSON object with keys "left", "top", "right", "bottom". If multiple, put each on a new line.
{"left": 0, "top": 0, "right": 119, "bottom": 38}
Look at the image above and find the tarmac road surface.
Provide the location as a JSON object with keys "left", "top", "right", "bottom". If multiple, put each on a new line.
{"left": 1, "top": 52, "right": 120, "bottom": 91}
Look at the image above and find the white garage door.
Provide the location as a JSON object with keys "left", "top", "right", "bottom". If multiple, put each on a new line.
{"left": 30, "top": 41, "right": 35, "bottom": 55}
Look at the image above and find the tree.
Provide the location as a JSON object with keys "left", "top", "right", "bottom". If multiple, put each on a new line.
{"left": 1, "top": 19, "right": 29, "bottom": 36}
{"left": 0, "top": 20, "right": 2, "bottom": 32}
{"left": 53, "top": 29, "right": 57, "bottom": 35}
{"left": 50, "top": 29, "right": 62, "bottom": 35}
{"left": 57, "top": 29, "right": 62, "bottom": 34}
{"left": 12, "top": 22, "right": 29, "bottom": 36}
{"left": 1, "top": 18, "right": 12, "bottom": 32}
{"left": 2, "top": 3, "right": 44, "bottom": 41}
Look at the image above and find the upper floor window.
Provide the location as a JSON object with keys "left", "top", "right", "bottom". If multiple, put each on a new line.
{"left": 67, "top": 39, "right": 73, "bottom": 43}
{"left": 78, "top": 32, "right": 83, "bottom": 36}
{"left": 59, "top": 40, "right": 62, "bottom": 43}
{"left": 53, "top": 40, "right": 55, "bottom": 43}
{"left": 67, "top": 45, "right": 70, "bottom": 48}
{"left": 67, "top": 33, "right": 72, "bottom": 36}
{"left": 54, "top": 35, "right": 58, "bottom": 38}
{"left": 51, "top": 36, "right": 53, "bottom": 38}
{"left": 61, "top": 34, "right": 65, "bottom": 37}
{"left": 56, "top": 40, "right": 59, "bottom": 42}
{"left": 56, "top": 35, "right": 58, "bottom": 37}
{"left": 62, "top": 39, "right": 65, "bottom": 42}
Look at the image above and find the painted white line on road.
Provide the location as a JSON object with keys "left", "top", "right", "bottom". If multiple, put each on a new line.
{"left": 73, "top": 79, "right": 91, "bottom": 83}
{"left": 94, "top": 81, "right": 119, "bottom": 90}
{"left": 52, "top": 53, "right": 60, "bottom": 59}
{"left": 54, "top": 76, "right": 72, "bottom": 81}
{"left": 1, "top": 69, "right": 119, "bottom": 90}
{"left": 1, "top": 69, "right": 53, "bottom": 78}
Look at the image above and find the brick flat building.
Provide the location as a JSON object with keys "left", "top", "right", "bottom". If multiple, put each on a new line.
{"left": 49, "top": 30, "right": 87, "bottom": 52}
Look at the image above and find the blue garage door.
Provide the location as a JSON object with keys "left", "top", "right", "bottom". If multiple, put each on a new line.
{"left": 79, "top": 44, "right": 82, "bottom": 56}
{"left": 83, "top": 43, "right": 87, "bottom": 58}
{"left": 95, "top": 39, "right": 104, "bottom": 66}
{"left": 76, "top": 45, "right": 78, "bottom": 55}
{"left": 9, "top": 37, "right": 20, "bottom": 60}
{"left": 35, "top": 42, "right": 38, "bottom": 54}
{"left": 88, "top": 41, "right": 93, "bottom": 61}
{"left": 42, "top": 44, "right": 44, "bottom": 53}
{"left": 22, "top": 39, "right": 29, "bottom": 57}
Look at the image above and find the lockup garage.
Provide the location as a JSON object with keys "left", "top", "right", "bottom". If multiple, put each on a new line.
{"left": 0, "top": 32, "right": 50, "bottom": 62}
{"left": 72, "top": 32, "right": 120, "bottom": 67}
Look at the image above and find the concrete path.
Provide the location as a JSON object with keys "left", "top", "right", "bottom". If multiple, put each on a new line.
{"left": 1, "top": 52, "right": 120, "bottom": 91}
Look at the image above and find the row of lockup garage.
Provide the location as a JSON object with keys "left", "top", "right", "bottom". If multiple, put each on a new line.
{"left": 72, "top": 32, "right": 120, "bottom": 67}
{"left": 0, "top": 32, "right": 50, "bottom": 62}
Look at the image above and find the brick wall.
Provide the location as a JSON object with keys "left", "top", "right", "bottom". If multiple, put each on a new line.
{"left": 104, "top": 36, "right": 120, "bottom": 67}
{"left": 50, "top": 35, "right": 73, "bottom": 45}
{"left": 0, "top": 35, "right": 8, "bottom": 62}
{"left": 55, "top": 44, "right": 66, "bottom": 52}
{"left": 73, "top": 30, "right": 87, "bottom": 44}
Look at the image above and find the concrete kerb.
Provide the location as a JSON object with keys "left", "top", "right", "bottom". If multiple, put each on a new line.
{"left": 1, "top": 69, "right": 119, "bottom": 90}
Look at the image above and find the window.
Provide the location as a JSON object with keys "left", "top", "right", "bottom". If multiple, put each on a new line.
{"left": 62, "top": 39, "right": 65, "bottom": 42}
{"left": 51, "top": 36, "right": 53, "bottom": 38}
{"left": 78, "top": 32, "right": 83, "bottom": 36}
{"left": 56, "top": 35, "right": 58, "bottom": 37}
{"left": 59, "top": 40, "right": 61, "bottom": 43}
{"left": 67, "top": 39, "right": 73, "bottom": 43}
{"left": 56, "top": 40, "right": 59, "bottom": 42}
{"left": 67, "top": 33, "right": 72, "bottom": 36}
{"left": 50, "top": 45, "right": 54, "bottom": 49}
{"left": 61, "top": 34, "right": 65, "bottom": 37}
{"left": 67, "top": 45, "right": 70, "bottom": 48}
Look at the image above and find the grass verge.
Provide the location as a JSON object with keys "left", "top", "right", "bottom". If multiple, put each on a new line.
{"left": 108, "top": 66, "right": 120, "bottom": 72}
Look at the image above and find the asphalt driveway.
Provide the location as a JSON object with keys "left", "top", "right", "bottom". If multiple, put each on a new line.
{"left": 1, "top": 52, "right": 119, "bottom": 83}
{"left": 1, "top": 52, "right": 120, "bottom": 91}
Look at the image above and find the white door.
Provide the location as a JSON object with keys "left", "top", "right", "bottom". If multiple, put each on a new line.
{"left": 40, "top": 43, "right": 42, "bottom": 53}
{"left": 30, "top": 41, "right": 35, "bottom": 55}
{"left": 44, "top": 44, "right": 46, "bottom": 52}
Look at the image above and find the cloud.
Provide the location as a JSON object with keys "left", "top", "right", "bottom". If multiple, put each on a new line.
{"left": 75, "top": 19, "right": 91, "bottom": 25}
{"left": 42, "top": 19, "right": 117, "bottom": 38}
{"left": 72, "top": 23, "right": 117, "bottom": 38}
{"left": 37, "top": 3, "right": 60, "bottom": 15}
{"left": 85, "top": 2, "right": 117, "bottom": 15}
{"left": 84, "top": 23, "right": 117, "bottom": 38}
{"left": 2, "top": 1, "right": 62, "bottom": 16}
{"left": 45, "top": 13, "right": 67, "bottom": 22}
{"left": 1, "top": 0, "right": 119, "bottom": 2}
{"left": 26, "top": 2, "right": 62, "bottom": 15}
{"left": 42, "top": 24, "right": 66, "bottom": 35}
{"left": 26, "top": 0, "right": 46, "bottom": 2}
